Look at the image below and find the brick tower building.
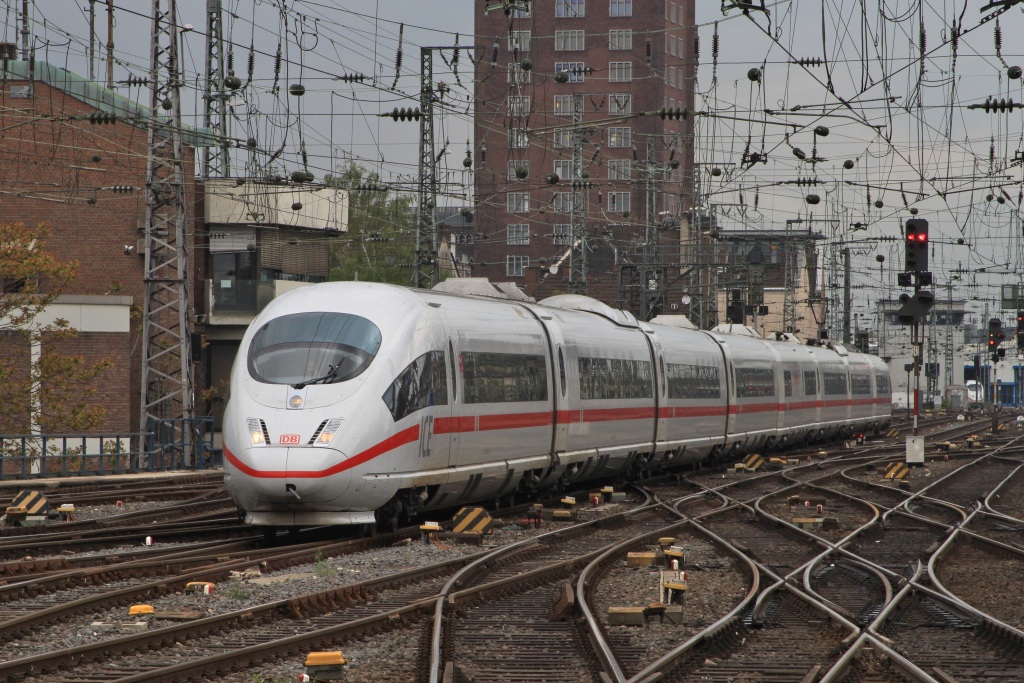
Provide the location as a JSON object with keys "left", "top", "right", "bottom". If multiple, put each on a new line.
{"left": 473, "top": 0, "right": 696, "bottom": 317}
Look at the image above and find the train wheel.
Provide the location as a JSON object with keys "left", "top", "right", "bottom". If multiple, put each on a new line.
{"left": 375, "top": 498, "right": 403, "bottom": 533}
{"left": 358, "top": 522, "right": 378, "bottom": 537}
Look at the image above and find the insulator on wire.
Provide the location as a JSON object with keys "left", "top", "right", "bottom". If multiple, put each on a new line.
{"left": 658, "top": 107, "right": 689, "bottom": 120}
{"left": 490, "top": 40, "right": 499, "bottom": 67}
{"left": 790, "top": 57, "right": 823, "bottom": 67}
{"left": 87, "top": 112, "right": 118, "bottom": 125}
{"left": 247, "top": 46, "right": 255, "bottom": 84}
{"left": 919, "top": 27, "right": 926, "bottom": 56}
{"left": 968, "top": 96, "right": 1023, "bottom": 113}
{"left": 712, "top": 27, "right": 719, "bottom": 58}
{"left": 107, "top": 185, "right": 135, "bottom": 194}
{"left": 694, "top": 35, "right": 700, "bottom": 58}
{"left": 337, "top": 73, "right": 367, "bottom": 83}
{"left": 392, "top": 23, "right": 404, "bottom": 89}
{"left": 227, "top": 51, "right": 234, "bottom": 73}
{"left": 383, "top": 107, "right": 422, "bottom": 121}
{"left": 645, "top": 34, "right": 652, "bottom": 64}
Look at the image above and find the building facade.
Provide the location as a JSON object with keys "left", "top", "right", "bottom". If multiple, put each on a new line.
{"left": 0, "top": 57, "right": 204, "bottom": 434}
{"left": 473, "top": 0, "right": 696, "bottom": 315}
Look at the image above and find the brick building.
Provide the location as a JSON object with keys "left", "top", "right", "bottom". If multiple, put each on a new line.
{"left": 0, "top": 56, "right": 206, "bottom": 434}
{"left": 472, "top": 0, "right": 696, "bottom": 315}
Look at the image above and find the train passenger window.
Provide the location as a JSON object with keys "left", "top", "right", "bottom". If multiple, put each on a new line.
{"left": 822, "top": 365, "right": 848, "bottom": 395}
{"left": 735, "top": 366, "right": 776, "bottom": 398}
{"left": 803, "top": 370, "right": 817, "bottom": 395}
{"left": 449, "top": 341, "right": 457, "bottom": 401}
{"left": 665, "top": 362, "right": 720, "bottom": 399}
{"left": 558, "top": 348, "right": 567, "bottom": 398}
{"left": 850, "top": 374, "right": 872, "bottom": 395}
{"left": 248, "top": 312, "right": 382, "bottom": 385}
{"left": 462, "top": 352, "right": 548, "bottom": 403}
{"left": 784, "top": 370, "right": 793, "bottom": 397}
{"left": 381, "top": 351, "right": 448, "bottom": 421}
{"left": 875, "top": 373, "right": 891, "bottom": 395}
{"left": 578, "top": 357, "right": 653, "bottom": 400}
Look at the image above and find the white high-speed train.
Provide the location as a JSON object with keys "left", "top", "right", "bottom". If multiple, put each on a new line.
{"left": 222, "top": 281, "right": 892, "bottom": 531}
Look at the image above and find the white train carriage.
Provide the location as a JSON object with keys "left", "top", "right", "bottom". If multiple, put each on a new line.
{"left": 222, "top": 281, "right": 892, "bottom": 531}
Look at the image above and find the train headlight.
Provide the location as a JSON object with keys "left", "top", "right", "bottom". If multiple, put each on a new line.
{"left": 313, "top": 418, "right": 343, "bottom": 447}
{"left": 288, "top": 394, "right": 304, "bottom": 409}
{"left": 247, "top": 418, "right": 266, "bottom": 447}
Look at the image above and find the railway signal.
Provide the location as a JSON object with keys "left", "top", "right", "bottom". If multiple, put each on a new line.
{"left": 904, "top": 218, "right": 929, "bottom": 273}
{"left": 1017, "top": 310, "right": 1024, "bottom": 347}
{"left": 895, "top": 290, "right": 935, "bottom": 325}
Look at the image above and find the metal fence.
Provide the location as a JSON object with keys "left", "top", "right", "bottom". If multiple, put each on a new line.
{"left": 0, "top": 417, "right": 218, "bottom": 480}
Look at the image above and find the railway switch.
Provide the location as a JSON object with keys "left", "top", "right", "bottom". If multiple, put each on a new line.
{"left": 304, "top": 651, "right": 348, "bottom": 681}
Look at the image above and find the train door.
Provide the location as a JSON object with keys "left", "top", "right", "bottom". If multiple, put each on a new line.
{"left": 444, "top": 337, "right": 459, "bottom": 468}
{"left": 642, "top": 330, "right": 667, "bottom": 453}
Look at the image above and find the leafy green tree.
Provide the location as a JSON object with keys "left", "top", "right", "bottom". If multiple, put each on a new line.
{"left": 325, "top": 163, "right": 418, "bottom": 284}
{"left": 0, "top": 222, "right": 112, "bottom": 434}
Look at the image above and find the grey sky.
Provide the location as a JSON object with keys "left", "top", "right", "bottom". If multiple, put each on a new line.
{"left": 6, "top": 1, "right": 1024, "bottom": 325}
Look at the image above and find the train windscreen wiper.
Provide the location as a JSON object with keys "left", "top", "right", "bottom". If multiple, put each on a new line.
{"left": 293, "top": 363, "right": 338, "bottom": 389}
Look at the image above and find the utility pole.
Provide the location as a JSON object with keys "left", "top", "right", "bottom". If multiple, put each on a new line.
{"left": 842, "top": 247, "right": 852, "bottom": 343}
{"left": 105, "top": 0, "right": 115, "bottom": 89}
{"left": 88, "top": 0, "right": 96, "bottom": 82}
{"left": 141, "top": 0, "right": 194, "bottom": 463}
{"left": 20, "top": 0, "right": 30, "bottom": 61}
{"left": 203, "top": 0, "right": 230, "bottom": 177}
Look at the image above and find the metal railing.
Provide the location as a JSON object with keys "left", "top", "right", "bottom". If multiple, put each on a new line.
{"left": 0, "top": 417, "right": 218, "bottom": 480}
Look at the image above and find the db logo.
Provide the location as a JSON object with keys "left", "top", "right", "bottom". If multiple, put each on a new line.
{"left": 279, "top": 434, "right": 301, "bottom": 445}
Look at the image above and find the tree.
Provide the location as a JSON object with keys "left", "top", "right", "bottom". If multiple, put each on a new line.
{"left": 0, "top": 222, "right": 112, "bottom": 434}
{"left": 324, "top": 163, "right": 418, "bottom": 284}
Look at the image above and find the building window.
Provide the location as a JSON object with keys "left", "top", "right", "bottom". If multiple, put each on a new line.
{"left": 554, "top": 159, "right": 574, "bottom": 180}
{"left": 555, "top": 61, "right": 587, "bottom": 82}
{"left": 507, "top": 192, "right": 530, "bottom": 213}
{"left": 608, "top": 191, "right": 630, "bottom": 212}
{"left": 609, "top": 29, "right": 633, "bottom": 50}
{"left": 556, "top": 0, "right": 585, "bottom": 18}
{"left": 553, "top": 131, "right": 571, "bottom": 148}
{"left": 608, "top": 127, "right": 631, "bottom": 147}
{"left": 553, "top": 192, "right": 582, "bottom": 213}
{"left": 555, "top": 29, "right": 585, "bottom": 51}
{"left": 507, "top": 159, "right": 530, "bottom": 180}
{"left": 507, "top": 224, "right": 530, "bottom": 245}
{"left": 670, "top": 2, "right": 677, "bottom": 23}
{"left": 508, "top": 30, "right": 531, "bottom": 52}
{"left": 453, "top": 231, "right": 475, "bottom": 245}
{"left": 607, "top": 159, "right": 631, "bottom": 180}
{"left": 554, "top": 223, "right": 572, "bottom": 245}
{"left": 508, "top": 95, "right": 531, "bottom": 117}
{"left": 507, "top": 255, "right": 529, "bottom": 277}
{"left": 509, "top": 128, "right": 529, "bottom": 148}
{"left": 610, "top": 0, "right": 632, "bottom": 17}
{"left": 553, "top": 94, "right": 574, "bottom": 116}
{"left": 508, "top": 62, "right": 531, "bottom": 84}
{"left": 609, "top": 93, "right": 631, "bottom": 114}
{"left": 609, "top": 61, "right": 632, "bottom": 82}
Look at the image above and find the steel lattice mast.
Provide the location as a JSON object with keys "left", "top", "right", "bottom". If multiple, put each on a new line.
{"left": 203, "top": 0, "right": 229, "bottom": 177}
{"left": 416, "top": 47, "right": 439, "bottom": 288}
{"left": 140, "top": 0, "right": 194, "bottom": 456}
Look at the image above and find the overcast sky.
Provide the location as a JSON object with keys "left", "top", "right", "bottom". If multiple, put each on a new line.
{"left": 6, "top": 1, "right": 1024, "bottom": 326}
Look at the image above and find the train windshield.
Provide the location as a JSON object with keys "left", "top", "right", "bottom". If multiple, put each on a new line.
{"left": 247, "top": 312, "right": 382, "bottom": 386}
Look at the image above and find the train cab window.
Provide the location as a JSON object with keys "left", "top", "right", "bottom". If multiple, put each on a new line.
{"left": 382, "top": 351, "right": 449, "bottom": 421}
{"left": 803, "top": 370, "right": 818, "bottom": 396}
{"left": 558, "top": 348, "right": 567, "bottom": 398}
{"left": 248, "top": 312, "right": 382, "bottom": 385}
